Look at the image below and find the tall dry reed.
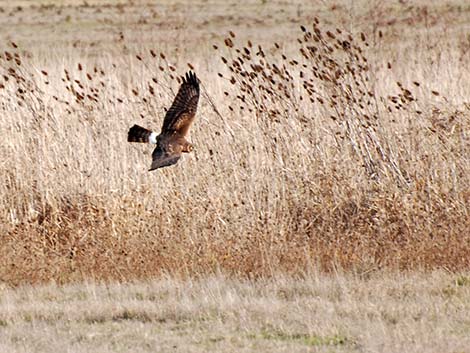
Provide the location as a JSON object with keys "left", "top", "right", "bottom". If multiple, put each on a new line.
{"left": 0, "top": 16, "right": 469, "bottom": 285}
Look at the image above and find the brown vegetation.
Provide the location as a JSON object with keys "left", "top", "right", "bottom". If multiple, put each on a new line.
{"left": 0, "top": 1, "right": 469, "bottom": 285}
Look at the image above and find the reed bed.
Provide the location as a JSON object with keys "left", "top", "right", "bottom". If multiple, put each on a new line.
{"left": 0, "top": 1, "right": 469, "bottom": 285}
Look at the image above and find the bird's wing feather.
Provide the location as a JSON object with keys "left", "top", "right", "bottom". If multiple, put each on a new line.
{"left": 149, "top": 145, "right": 181, "bottom": 171}
{"left": 161, "top": 71, "right": 200, "bottom": 136}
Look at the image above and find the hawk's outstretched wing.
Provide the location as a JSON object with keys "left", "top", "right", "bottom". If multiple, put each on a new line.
{"left": 161, "top": 71, "right": 200, "bottom": 137}
{"left": 149, "top": 144, "right": 181, "bottom": 171}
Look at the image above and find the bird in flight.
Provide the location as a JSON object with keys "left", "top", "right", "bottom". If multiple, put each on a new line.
{"left": 127, "top": 71, "right": 200, "bottom": 171}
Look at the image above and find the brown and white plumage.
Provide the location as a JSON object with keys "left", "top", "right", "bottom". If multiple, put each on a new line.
{"left": 127, "top": 71, "right": 200, "bottom": 171}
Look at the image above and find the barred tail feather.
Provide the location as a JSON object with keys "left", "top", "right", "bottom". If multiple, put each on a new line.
{"left": 127, "top": 124, "right": 157, "bottom": 144}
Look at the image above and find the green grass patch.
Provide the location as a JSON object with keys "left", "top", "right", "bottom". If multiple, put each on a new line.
{"left": 249, "top": 330, "right": 349, "bottom": 346}
{"left": 455, "top": 276, "right": 470, "bottom": 287}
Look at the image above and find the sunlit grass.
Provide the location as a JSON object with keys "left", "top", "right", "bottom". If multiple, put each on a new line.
{"left": 0, "top": 0, "right": 469, "bottom": 286}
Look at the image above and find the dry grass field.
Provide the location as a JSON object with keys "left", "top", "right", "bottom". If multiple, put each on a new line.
{"left": 0, "top": 0, "right": 469, "bottom": 351}
{"left": 1, "top": 271, "right": 470, "bottom": 353}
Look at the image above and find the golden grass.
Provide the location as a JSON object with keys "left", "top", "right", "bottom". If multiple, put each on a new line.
{"left": 1, "top": 271, "right": 470, "bottom": 352}
{"left": 0, "top": 0, "right": 469, "bottom": 285}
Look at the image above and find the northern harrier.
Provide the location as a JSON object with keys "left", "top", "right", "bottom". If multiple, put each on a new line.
{"left": 127, "top": 71, "right": 200, "bottom": 170}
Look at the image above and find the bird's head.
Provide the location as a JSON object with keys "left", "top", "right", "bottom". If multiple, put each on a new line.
{"left": 184, "top": 143, "right": 194, "bottom": 153}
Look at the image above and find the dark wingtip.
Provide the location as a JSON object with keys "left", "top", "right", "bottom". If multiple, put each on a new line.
{"left": 184, "top": 71, "right": 199, "bottom": 88}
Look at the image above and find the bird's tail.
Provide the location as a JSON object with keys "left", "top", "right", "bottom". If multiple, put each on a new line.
{"left": 127, "top": 124, "right": 157, "bottom": 144}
